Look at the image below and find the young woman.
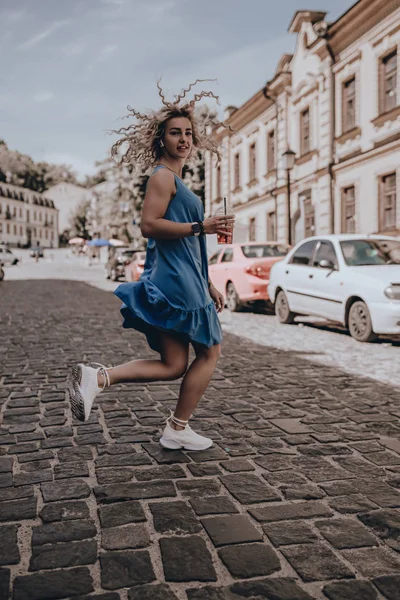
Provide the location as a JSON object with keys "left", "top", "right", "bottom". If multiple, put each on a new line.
{"left": 70, "top": 80, "right": 234, "bottom": 451}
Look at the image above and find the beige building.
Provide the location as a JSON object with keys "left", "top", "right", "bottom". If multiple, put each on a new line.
{"left": 0, "top": 182, "right": 58, "bottom": 248}
{"left": 206, "top": 0, "right": 400, "bottom": 245}
{"left": 44, "top": 183, "right": 92, "bottom": 237}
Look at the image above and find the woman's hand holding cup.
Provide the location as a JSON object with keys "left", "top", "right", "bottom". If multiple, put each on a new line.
{"left": 203, "top": 213, "right": 235, "bottom": 244}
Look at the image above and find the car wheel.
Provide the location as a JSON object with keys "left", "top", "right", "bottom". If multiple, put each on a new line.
{"left": 111, "top": 269, "right": 119, "bottom": 282}
{"left": 12, "top": 259, "right": 18, "bottom": 265}
{"left": 226, "top": 282, "right": 241, "bottom": 312}
{"left": 348, "top": 301, "right": 377, "bottom": 343}
{"left": 275, "top": 290, "right": 296, "bottom": 324}
{"left": 0, "top": 267, "right": 4, "bottom": 281}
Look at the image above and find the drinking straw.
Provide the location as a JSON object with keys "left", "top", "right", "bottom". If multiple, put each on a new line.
{"left": 223, "top": 197, "right": 226, "bottom": 215}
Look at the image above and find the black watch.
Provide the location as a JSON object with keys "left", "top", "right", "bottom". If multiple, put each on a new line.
{"left": 191, "top": 222, "right": 203, "bottom": 237}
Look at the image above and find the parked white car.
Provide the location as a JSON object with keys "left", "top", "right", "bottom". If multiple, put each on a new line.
{"left": 0, "top": 246, "right": 19, "bottom": 266}
{"left": 268, "top": 234, "right": 400, "bottom": 342}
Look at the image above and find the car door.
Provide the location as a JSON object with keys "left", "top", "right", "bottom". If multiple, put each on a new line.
{"left": 218, "top": 247, "right": 235, "bottom": 298}
{"left": 208, "top": 249, "right": 224, "bottom": 291}
{"left": 310, "top": 240, "right": 344, "bottom": 322}
{"left": 285, "top": 240, "right": 319, "bottom": 313}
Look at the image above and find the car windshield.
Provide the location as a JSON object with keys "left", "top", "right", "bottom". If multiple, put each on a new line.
{"left": 241, "top": 244, "right": 288, "bottom": 258}
{"left": 340, "top": 239, "right": 400, "bottom": 266}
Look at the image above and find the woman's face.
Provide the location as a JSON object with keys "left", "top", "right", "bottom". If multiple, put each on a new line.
{"left": 162, "top": 117, "right": 193, "bottom": 161}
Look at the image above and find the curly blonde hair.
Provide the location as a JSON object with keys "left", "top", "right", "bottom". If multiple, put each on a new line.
{"left": 110, "top": 79, "right": 230, "bottom": 169}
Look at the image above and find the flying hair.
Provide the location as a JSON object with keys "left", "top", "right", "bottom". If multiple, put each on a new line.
{"left": 110, "top": 78, "right": 232, "bottom": 169}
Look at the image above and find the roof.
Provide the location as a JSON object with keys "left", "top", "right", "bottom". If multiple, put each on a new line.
{"left": 300, "top": 234, "right": 400, "bottom": 242}
{"left": 0, "top": 181, "right": 56, "bottom": 209}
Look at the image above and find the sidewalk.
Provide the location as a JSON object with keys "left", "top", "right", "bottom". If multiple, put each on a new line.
{"left": 1, "top": 279, "right": 400, "bottom": 600}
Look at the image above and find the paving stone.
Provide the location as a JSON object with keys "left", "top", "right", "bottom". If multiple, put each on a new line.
{"left": 269, "top": 419, "right": 312, "bottom": 434}
{"left": 315, "top": 518, "right": 378, "bottom": 549}
{"left": 220, "top": 459, "right": 255, "bottom": 472}
{"left": 13, "top": 567, "right": 94, "bottom": 600}
{"left": 142, "top": 443, "right": 191, "bottom": 464}
{"left": 201, "top": 514, "right": 262, "bottom": 547}
{"left": 0, "top": 497, "right": 37, "bottom": 521}
{"left": 0, "top": 569, "right": 10, "bottom": 600}
{"left": 0, "top": 472, "right": 13, "bottom": 488}
{"left": 373, "top": 575, "right": 400, "bottom": 600}
{"left": 0, "top": 457, "right": 13, "bottom": 472}
{"left": 54, "top": 462, "right": 90, "bottom": 479}
{"left": 100, "top": 550, "right": 155, "bottom": 589}
{"left": 250, "top": 500, "right": 332, "bottom": 522}
{"left": 20, "top": 459, "right": 52, "bottom": 472}
{"left": 98, "top": 500, "right": 146, "bottom": 528}
{"left": 323, "top": 580, "right": 378, "bottom": 600}
{"left": 41, "top": 479, "right": 91, "bottom": 502}
{"left": 229, "top": 577, "right": 314, "bottom": 600}
{"left": 39, "top": 501, "right": 90, "bottom": 522}
{"left": 30, "top": 540, "right": 97, "bottom": 570}
{"left": 341, "top": 547, "right": 400, "bottom": 577}
{"left": 281, "top": 543, "right": 354, "bottom": 582}
{"left": 14, "top": 470, "right": 53, "bottom": 486}
{"left": 264, "top": 471, "right": 309, "bottom": 486}
{"left": 96, "top": 468, "right": 133, "bottom": 484}
{"left": 32, "top": 520, "right": 97, "bottom": 545}
{"left": 188, "top": 463, "right": 222, "bottom": 477}
{"left": 328, "top": 494, "right": 379, "bottom": 514}
{"left": 219, "top": 473, "right": 280, "bottom": 504}
{"left": 94, "top": 480, "right": 176, "bottom": 503}
{"left": 75, "top": 595, "right": 120, "bottom": 600}
{"left": 254, "top": 455, "right": 293, "bottom": 471}
{"left": 190, "top": 496, "right": 239, "bottom": 516}
{"left": 218, "top": 542, "right": 280, "bottom": 578}
{"left": 281, "top": 483, "right": 325, "bottom": 500}
{"left": 135, "top": 464, "right": 186, "bottom": 481}
{"left": 57, "top": 447, "right": 93, "bottom": 462}
{"left": 0, "top": 525, "right": 20, "bottom": 565}
{"left": 263, "top": 521, "right": 318, "bottom": 546}
{"left": 160, "top": 536, "right": 217, "bottom": 582}
{"left": 291, "top": 457, "right": 354, "bottom": 482}
{"left": 127, "top": 583, "right": 178, "bottom": 600}
{"left": 177, "top": 478, "right": 221, "bottom": 497}
{"left": 189, "top": 446, "right": 228, "bottom": 462}
{"left": 0, "top": 485, "right": 34, "bottom": 502}
{"left": 17, "top": 450, "right": 54, "bottom": 463}
{"left": 101, "top": 524, "right": 149, "bottom": 550}
{"left": 95, "top": 453, "right": 152, "bottom": 468}
{"left": 149, "top": 501, "right": 201, "bottom": 534}
{"left": 358, "top": 509, "right": 400, "bottom": 542}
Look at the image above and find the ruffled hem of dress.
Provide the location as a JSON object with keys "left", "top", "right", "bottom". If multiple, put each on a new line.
{"left": 114, "top": 279, "right": 222, "bottom": 354}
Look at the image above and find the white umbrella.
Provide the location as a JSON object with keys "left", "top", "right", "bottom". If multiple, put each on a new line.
{"left": 109, "top": 238, "right": 126, "bottom": 247}
{"left": 68, "top": 237, "right": 85, "bottom": 245}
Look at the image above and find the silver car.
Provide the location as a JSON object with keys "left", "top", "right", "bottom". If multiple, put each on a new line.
{"left": 0, "top": 247, "right": 19, "bottom": 266}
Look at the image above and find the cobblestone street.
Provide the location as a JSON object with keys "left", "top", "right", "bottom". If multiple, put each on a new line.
{"left": 1, "top": 279, "right": 400, "bottom": 600}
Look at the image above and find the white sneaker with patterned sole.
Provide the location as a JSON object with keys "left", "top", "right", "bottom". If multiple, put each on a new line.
{"left": 70, "top": 363, "right": 109, "bottom": 422}
{"left": 160, "top": 415, "right": 213, "bottom": 451}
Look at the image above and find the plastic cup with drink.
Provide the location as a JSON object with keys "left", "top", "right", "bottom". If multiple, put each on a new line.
{"left": 215, "top": 197, "right": 234, "bottom": 244}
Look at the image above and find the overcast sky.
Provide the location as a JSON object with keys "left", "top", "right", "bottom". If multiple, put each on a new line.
{"left": 2, "top": 0, "right": 352, "bottom": 180}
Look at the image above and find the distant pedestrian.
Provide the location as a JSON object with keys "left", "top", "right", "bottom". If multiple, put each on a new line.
{"left": 70, "top": 80, "right": 234, "bottom": 451}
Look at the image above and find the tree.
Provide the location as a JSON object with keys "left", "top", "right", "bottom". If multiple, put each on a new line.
{"left": 70, "top": 200, "right": 91, "bottom": 239}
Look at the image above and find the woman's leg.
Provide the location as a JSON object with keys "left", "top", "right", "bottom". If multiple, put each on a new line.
{"left": 101, "top": 332, "right": 189, "bottom": 386}
{"left": 171, "top": 343, "right": 221, "bottom": 428}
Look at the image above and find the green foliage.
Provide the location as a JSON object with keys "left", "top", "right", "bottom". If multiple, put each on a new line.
{"left": 71, "top": 200, "right": 91, "bottom": 239}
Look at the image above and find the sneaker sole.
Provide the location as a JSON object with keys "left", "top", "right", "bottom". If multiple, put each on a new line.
{"left": 159, "top": 437, "right": 213, "bottom": 452}
{"left": 70, "top": 364, "right": 85, "bottom": 422}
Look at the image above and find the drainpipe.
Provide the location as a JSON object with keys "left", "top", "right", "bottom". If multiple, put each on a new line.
{"left": 325, "top": 37, "right": 336, "bottom": 234}
{"left": 263, "top": 85, "right": 279, "bottom": 235}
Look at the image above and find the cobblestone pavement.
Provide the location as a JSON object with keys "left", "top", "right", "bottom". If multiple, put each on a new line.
{"left": 1, "top": 280, "right": 400, "bottom": 600}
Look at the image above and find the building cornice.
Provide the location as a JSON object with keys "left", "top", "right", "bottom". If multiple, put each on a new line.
{"left": 215, "top": 89, "right": 272, "bottom": 141}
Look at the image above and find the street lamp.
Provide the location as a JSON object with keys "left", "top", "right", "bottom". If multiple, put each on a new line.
{"left": 282, "top": 148, "right": 296, "bottom": 245}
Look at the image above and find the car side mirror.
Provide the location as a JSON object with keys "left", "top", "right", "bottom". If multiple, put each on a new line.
{"left": 319, "top": 259, "right": 335, "bottom": 270}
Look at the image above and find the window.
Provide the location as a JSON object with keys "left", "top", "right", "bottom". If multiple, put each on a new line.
{"left": 380, "top": 173, "right": 396, "bottom": 230}
{"left": 267, "top": 211, "right": 276, "bottom": 241}
{"left": 0, "top": 204, "right": 2, "bottom": 214}
{"left": 267, "top": 130, "right": 276, "bottom": 172}
{"left": 313, "top": 241, "right": 338, "bottom": 268}
{"left": 300, "top": 190, "right": 315, "bottom": 238}
{"left": 249, "top": 217, "right": 256, "bottom": 242}
{"left": 208, "top": 251, "right": 221, "bottom": 265}
{"left": 51, "top": 231, "right": 54, "bottom": 240}
{"left": 234, "top": 153, "right": 241, "bottom": 189}
{"left": 241, "top": 244, "right": 288, "bottom": 258}
{"left": 6, "top": 223, "right": 10, "bottom": 234}
{"left": 13, "top": 206, "right": 16, "bottom": 216}
{"left": 381, "top": 50, "right": 397, "bottom": 113}
{"left": 341, "top": 238, "right": 400, "bottom": 266}
{"left": 39, "top": 212, "right": 42, "bottom": 221}
{"left": 33, "top": 211, "right": 37, "bottom": 221}
{"left": 300, "top": 108, "right": 310, "bottom": 155}
{"left": 0, "top": 223, "right": 2, "bottom": 233}
{"left": 249, "top": 143, "right": 256, "bottom": 181}
{"left": 343, "top": 77, "right": 356, "bottom": 132}
{"left": 216, "top": 165, "right": 222, "bottom": 199}
{"left": 20, "top": 225, "right": 23, "bottom": 235}
{"left": 26, "top": 210, "right": 30, "bottom": 223}
{"left": 290, "top": 240, "right": 318, "bottom": 265}
{"left": 13, "top": 224, "right": 17, "bottom": 234}
{"left": 45, "top": 229, "right": 48, "bottom": 239}
{"left": 221, "top": 248, "right": 233, "bottom": 262}
{"left": 342, "top": 186, "right": 356, "bottom": 233}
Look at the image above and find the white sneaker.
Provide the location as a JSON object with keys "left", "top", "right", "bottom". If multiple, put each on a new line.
{"left": 70, "top": 363, "right": 109, "bottom": 422}
{"left": 160, "top": 415, "right": 213, "bottom": 451}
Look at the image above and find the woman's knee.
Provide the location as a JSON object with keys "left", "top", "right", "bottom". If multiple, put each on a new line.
{"left": 196, "top": 343, "right": 221, "bottom": 362}
{"left": 163, "top": 358, "right": 188, "bottom": 380}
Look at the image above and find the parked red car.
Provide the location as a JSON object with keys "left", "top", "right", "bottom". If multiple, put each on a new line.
{"left": 125, "top": 251, "right": 147, "bottom": 282}
{"left": 208, "top": 242, "right": 290, "bottom": 311}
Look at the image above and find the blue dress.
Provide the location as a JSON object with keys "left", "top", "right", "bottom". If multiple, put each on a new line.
{"left": 114, "top": 166, "right": 222, "bottom": 354}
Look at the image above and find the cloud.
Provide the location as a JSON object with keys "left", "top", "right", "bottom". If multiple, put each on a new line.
{"left": 0, "top": 8, "right": 27, "bottom": 22}
{"left": 18, "top": 19, "right": 71, "bottom": 50}
{"left": 146, "top": 0, "right": 177, "bottom": 22}
{"left": 33, "top": 92, "right": 55, "bottom": 103}
{"left": 62, "top": 41, "right": 89, "bottom": 57}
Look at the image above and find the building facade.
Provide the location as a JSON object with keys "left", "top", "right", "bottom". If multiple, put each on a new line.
{"left": 0, "top": 182, "right": 58, "bottom": 248}
{"left": 206, "top": 0, "right": 400, "bottom": 245}
{"left": 43, "top": 183, "right": 92, "bottom": 237}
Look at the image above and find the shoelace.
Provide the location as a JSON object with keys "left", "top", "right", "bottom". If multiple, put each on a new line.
{"left": 90, "top": 362, "right": 110, "bottom": 390}
{"left": 166, "top": 410, "right": 189, "bottom": 429}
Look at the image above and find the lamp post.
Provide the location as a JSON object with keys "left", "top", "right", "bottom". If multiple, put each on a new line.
{"left": 282, "top": 148, "right": 296, "bottom": 245}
